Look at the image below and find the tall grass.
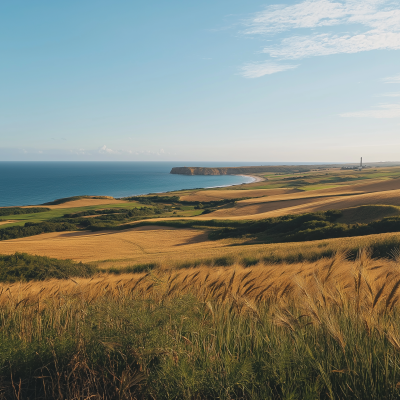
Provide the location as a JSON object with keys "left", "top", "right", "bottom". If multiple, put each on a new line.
{"left": 96, "top": 231, "right": 400, "bottom": 273}
{"left": 2, "top": 251, "right": 400, "bottom": 398}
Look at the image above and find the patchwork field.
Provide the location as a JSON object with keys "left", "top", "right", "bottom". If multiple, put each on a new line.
{"left": 1, "top": 165, "right": 400, "bottom": 266}
{"left": 178, "top": 188, "right": 297, "bottom": 202}
{"left": 2, "top": 165, "right": 400, "bottom": 398}
{"left": 1, "top": 223, "right": 400, "bottom": 270}
{"left": 206, "top": 188, "right": 400, "bottom": 219}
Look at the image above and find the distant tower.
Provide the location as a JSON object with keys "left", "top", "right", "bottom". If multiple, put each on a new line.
{"left": 360, "top": 157, "right": 362, "bottom": 167}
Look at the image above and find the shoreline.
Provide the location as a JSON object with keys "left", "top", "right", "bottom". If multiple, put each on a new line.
{"left": 236, "top": 174, "right": 265, "bottom": 184}
{"left": 1, "top": 174, "right": 263, "bottom": 208}
{"left": 148, "top": 174, "right": 264, "bottom": 196}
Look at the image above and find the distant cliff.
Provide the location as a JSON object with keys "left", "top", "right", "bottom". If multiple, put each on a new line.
{"left": 170, "top": 165, "right": 315, "bottom": 175}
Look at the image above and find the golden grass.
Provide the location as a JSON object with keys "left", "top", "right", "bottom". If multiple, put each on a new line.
{"left": 337, "top": 205, "right": 400, "bottom": 224}
{"left": 179, "top": 188, "right": 297, "bottom": 202}
{"left": 0, "top": 226, "right": 231, "bottom": 262}
{"left": 1, "top": 250, "right": 400, "bottom": 316}
{"left": 1, "top": 214, "right": 400, "bottom": 267}
{"left": 3, "top": 248, "right": 400, "bottom": 398}
{"left": 205, "top": 188, "right": 400, "bottom": 220}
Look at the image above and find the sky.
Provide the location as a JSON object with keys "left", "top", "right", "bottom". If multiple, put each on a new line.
{"left": 1, "top": 0, "right": 400, "bottom": 162}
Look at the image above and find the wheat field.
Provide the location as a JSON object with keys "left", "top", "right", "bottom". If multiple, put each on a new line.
{"left": 0, "top": 249, "right": 397, "bottom": 307}
{"left": 3, "top": 250, "right": 400, "bottom": 397}
{"left": 178, "top": 188, "right": 297, "bottom": 202}
{"left": 1, "top": 223, "right": 400, "bottom": 267}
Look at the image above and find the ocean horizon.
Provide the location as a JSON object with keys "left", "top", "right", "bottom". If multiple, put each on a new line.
{"left": 0, "top": 161, "right": 324, "bottom": 207}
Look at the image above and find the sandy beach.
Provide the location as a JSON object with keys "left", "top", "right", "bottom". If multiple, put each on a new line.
{"left": 236, "top": 174, "right": 265, "bottom": 183}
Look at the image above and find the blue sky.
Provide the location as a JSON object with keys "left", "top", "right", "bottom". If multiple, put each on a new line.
{"left": 1, "top": 0, "right": 400, "bottom": 162}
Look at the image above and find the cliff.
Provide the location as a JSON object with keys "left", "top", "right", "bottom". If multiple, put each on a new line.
{"left": 170, "top": 166, "right": 315, "bottom": 176}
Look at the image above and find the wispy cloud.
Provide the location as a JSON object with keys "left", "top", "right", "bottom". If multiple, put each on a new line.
{"left": 383, "top": 73, "right": 400, "bottom": 83}
{"left": 340, "top": 103, "right": 400, "bottom": 118}
{"left": 263, "top": 31, "right": 400, "bottom": 60}
{"left": 380, "top": 92, "right": 400, "bottom": 97}
{"left": 244, "top": 0, "right": 400, "bottom": 36}
{"left": 99, "top": 145, "right": 118, "bottom": 154}
{"left": 240, "top": 0, "right": 400, "bottom": 76}
{"left": 241, "top": 61, "right": 299, "bottom": 78}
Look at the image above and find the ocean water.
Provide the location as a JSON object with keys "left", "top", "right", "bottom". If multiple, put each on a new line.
{"left": 0, "top": 162, "right": 262, "bottom": 207}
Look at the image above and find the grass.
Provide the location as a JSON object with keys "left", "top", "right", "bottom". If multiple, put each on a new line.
{"left": 0, "top": 202, "right": 204, "bottom": 230}
{"left": 0, "top": 202, "right": 144, "bottom": 227}
{"left": 300, "top": 184, "right": 340, "bottom": 191}
{"left": 2, "top": 251, "right": 400, "bottom": 397}
{"left": 337, "top": 205, "right": 400, "bottom": 224}
{"left": 0, "top": 252, "right": 96, "bottom": 282}
{"left": 237, "top": 167, "right": 400, "bottom": 193}
{"left": 91, "top": 231, "right": 400, "bottom": 270}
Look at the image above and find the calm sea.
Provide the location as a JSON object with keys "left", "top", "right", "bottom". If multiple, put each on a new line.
{"left": 0, "top": 162, "right": 266, "bottom": 207}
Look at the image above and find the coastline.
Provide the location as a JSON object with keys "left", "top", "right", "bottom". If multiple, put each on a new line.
{"left": 149, "top": 174, "right": 262, "bottom": 196}
{"left": 1, "top": 168, "right": 264, "bottom": 207}
{"left": 236, "top": 174, "right": 265, "bottom": 184}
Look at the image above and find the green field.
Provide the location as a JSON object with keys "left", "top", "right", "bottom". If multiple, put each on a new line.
{"left": 246, "top": 166, "right": 400, "bottom": 192}
{"left": 0, "top": 202, "right": 142, "bottom": 228}
{"left": 0, "top": 202, "right": 203, "bottom": 229}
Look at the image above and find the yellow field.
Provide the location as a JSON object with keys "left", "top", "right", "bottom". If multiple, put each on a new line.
{"left": 207, "top": 189, "right": 400, "bottom": 219}
{"left": 0, "top": 250, "right": 397, "bottom": 312}
{"left": 179, "top": 188, "right": 297, "bottom": 202}
{"left": 0, "top": 226, "right": 232, "bottom": 262}
{"left": 1, "top": 216, "right": 400, "bottom": 268}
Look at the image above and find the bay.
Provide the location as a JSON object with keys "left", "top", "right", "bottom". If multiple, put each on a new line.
{"left": 0, "top": 161, "right": 261, "bottom": 207}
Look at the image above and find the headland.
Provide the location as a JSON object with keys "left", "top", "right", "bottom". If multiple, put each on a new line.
{"left": 170, "top": 165, "right": 317, "bottom": 175}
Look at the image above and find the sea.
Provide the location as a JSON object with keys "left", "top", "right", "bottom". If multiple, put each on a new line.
{"left": 0, "top": 161, "right": 271, "bottom": 207}
{"left": 0, "top": 161, "right": 327, "bottom": 207}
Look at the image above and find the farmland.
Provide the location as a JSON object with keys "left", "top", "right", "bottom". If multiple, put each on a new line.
{"left": 1, "top": 166, "right": 400, "bottom": 398}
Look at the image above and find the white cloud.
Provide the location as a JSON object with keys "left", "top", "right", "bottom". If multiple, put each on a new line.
{"left": 380, "top": 92, "right": 400, "bottom": 97}
{"left": 264, "top": 31, "right": 400, "bottom": 59}
{"left": 383, "top": 73, "right": 400, "bottom": 83}
{"left": 241, "top": 61, "right": 299, "bottom": 78}
{"left": 99, "top": 145, "right": 118, "bottom": 154}
{"left": 241, "top": 0, "right": 400, "bottom": 76}
{"left": 340, "top": 103, "right": 400, "bottom": 118}
{"left": 244, "top": 1, "right": 400, "bottom": 35}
